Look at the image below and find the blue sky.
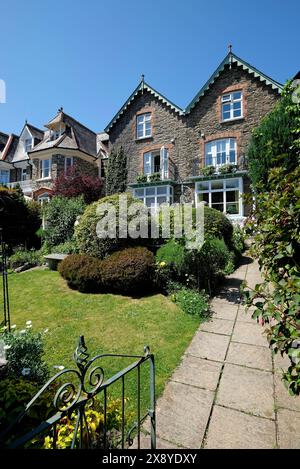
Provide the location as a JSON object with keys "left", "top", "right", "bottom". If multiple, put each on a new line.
{"left": 0, "top": 0, "right": 299, "bottom": 135}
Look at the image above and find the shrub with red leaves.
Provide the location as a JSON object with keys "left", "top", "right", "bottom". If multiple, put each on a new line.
{"left": 53, "top": 167, "right": 104, "bottom": 204}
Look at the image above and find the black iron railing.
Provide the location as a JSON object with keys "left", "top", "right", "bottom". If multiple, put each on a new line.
{"left": 0, "top": 336, "right": 156, "bottom": 449}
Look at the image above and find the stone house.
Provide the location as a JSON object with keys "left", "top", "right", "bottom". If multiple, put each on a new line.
{"left": 105, "top": 51, "right": 283, "bottom": 222}
{"left": 0, "top": 110, "right": 108, "bottom": 201}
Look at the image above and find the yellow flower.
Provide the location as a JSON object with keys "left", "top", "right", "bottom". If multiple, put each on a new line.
{"left": 159, "top": 261, "right": 166, "bottom": 267}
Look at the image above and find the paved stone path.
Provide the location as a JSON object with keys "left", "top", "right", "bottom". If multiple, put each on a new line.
{"left": 139, "top": 255, "right": 300, "bottom": 449}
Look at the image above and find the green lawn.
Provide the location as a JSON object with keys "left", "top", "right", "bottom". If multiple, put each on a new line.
{"left": 3, "top": 268, "right": 202, "bottom": 426}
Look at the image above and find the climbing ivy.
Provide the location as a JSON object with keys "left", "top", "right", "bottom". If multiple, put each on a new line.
{"left": 105, "top": 147, "right": 127, "bottom": 195}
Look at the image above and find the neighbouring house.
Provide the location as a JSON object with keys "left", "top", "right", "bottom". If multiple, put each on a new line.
{"left": 105, "top": 50, "right": 283, "bottom": 222}
{"left": 0, "top": 110, "right": 108, "bottom": 201}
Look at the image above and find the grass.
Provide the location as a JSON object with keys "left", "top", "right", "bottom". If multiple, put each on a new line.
{"left": 2, "top": 268, "right": 203, "bottom": 433}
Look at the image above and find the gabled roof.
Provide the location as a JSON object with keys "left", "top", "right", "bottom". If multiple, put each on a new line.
{"left": 26, "top": 123, "right": 44, "bottom": 140}
{"left": 105, "top": 79, "right": 184, "bottom": 132}
{"left": 30, "top": 110, "right": 97, "bottom": 158}
{"left": 1, "top": 134, "right": 19, "bottom": 162}
{"left": 185, "top": 52, "right": 283, "bottom": 113}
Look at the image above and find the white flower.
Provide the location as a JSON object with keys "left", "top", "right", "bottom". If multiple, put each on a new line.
{"left": 53, "top": 365, "right": 65, "bottom": 371}
{"left": 26, "top": 321, "right": 32, "bottom": 325}
{"left": 26, "top": 324, "right": 32, "bottom": 329}
{"left": 2, "top": 326, "right": 8, "bottom": 331}
{"left": 19, "top": 329, "right": 26, "bottom": 334}
{"left": 44, "top": 328, "right": 49, "bottom": 333}
{"left": 3, "top": 345, "right": 11, "bottom": 350}
{"left": 11, "top": 324, "right": 16, "bottom": 329}
{"left": 21, "top": 368, "right": 31, "bottom": 376}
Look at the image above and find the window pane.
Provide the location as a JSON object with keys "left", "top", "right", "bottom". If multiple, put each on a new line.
{"left": 211, "top": 180, "right": 223, "bottom": 190}
{"left": 135, "top": 189, "right": 144, "bottom": 197}
{"left": 157, "top": 186, "right": 167, "bottom": 195}
{"left": 233, "top": 101, "right": 241, "bottom": 110}
{"left": 205, "top": 154, "right": 213, "bottom": 166}
{"left": 211, "top": 192, "right": 223, "bottom": 203}
{"left": 229, "top": 150, "right": 236, "bottom": 163}
{"left": 137, "top": 115, "right": 144, "bottom": 124}
{"left": 145, "top": 197, "right": 155, "bottom": 207}
{"left": 146, "top": 187, "right": 155, "bottom": 196}
{"left": 145, "top": 113, "right": 151, "bottom": 121}
{"left": 233, "top": 91, "right": 242, "bottom": 100}
{"left": 198, "top": 193, "right": 209, "bottom": 203}
{"left": 226, "top": 203, "right": 239, "bottom": 214}
{"left": 197, "top": 181, "right": 209, "bottom": 191}
{"left": 222, "top": 94, "right": 231, "bottom": 102}
{"left": 226, "top": 179, "right": 239, "bottom": 189}
{"left": 222, "top": 103, "right": 231, "bottom": 112}
{"left": 157, "top": 196, "right": 167, "bottom": 205}
{"left": 233, "top": 109, "right": 242, "bottom": 118}
{"left": 211, "top": 203, "right": 223, "bottom": 212}
{"left": 217, "top": 151, "right": 226, "bottom": 165}
{"left": 226, "top": 190, "right": 239, "bottom": 202}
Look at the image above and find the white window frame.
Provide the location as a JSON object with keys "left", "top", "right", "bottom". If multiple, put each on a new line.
{"left": 39, "top": 159, "right": 51, "bottom": 179}
{"left": 64, "top": 156, "right": 73, "bottom": 174}
{"left": 205, "top": 138, "right": 237, "bottom": 168}
{"left": 21, "top": 168, "right": 27, "bottom": 181}
{"left": 24, "top": 138, "right": 33, "bottom": 153}
{"left": 134, "top": 185, "right": 173, "bottom": 211}
{"left": 0, "top": 169, "right": 9, "bottom": 184}
{"left": 143, "top": 146, "right": 169, "bottom": 179}
{"left": 195, "top": 177, "right": 243, "bottom": 217}
{"left": 136, "top": 113, "right": 152, "bottom": 139}
{"left": 221, "top": 91, "right": 243, "bottom": 121}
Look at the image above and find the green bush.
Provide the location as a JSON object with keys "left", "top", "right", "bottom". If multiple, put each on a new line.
{"left": 101, "top": 247, "right": 155, "bottom": 295}
{"left": 75, "top": 193, "right": 150, "bottom": 259}
{"left": 171, "top": 287, "right": 209, "bottom": 318}
{"left": 202, "top": 206, "right": 233, "bottom": 247}
{"left": 156, "top": 239, "right": 192, "bottom": 278}
{"left": 48, "top": 240, "right": 79, "bottom": 255}
{"left": 58, "top": 254, "right": 102, "bottom": 293}
{"left": 9, "top": 249, "right": 43, "bottom": 269}
{"left": 1, "top": 322, "right": 49, "bottom": 384}
{"left": 43, "top": 196, "right": 86, "bottom": 247}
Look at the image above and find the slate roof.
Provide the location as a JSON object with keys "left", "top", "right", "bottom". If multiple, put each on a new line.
{"left": 105, "top": 52, "right": 283, "bottom": 132}
{"left": 30, "top": 111, "right": 97, "bottom": 158}
{"left": 1, "top": 134, "right": 19, "bottom": 162}
{"left": 26, "top": 123, "right": 44, "bottom": 140}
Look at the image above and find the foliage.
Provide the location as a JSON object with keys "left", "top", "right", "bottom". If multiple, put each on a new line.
{"left": 243, "top": 81, "right": 300, "bottom": 395}
{"left": 58, "top": 254, "right": 102, "bottom": 293}
{"left": 247, "top": 81, "right": 299, "bottom": 190}
{"left": 42, "top": 398, "right": 129, "bottom": 449}
{"left": 1, "top": 322, "right": 49, "bottom": 384}
{"left": 9, "top": 248, "right": 43, "bottom": 270}
{"left": 106, "top": 147, "right": 127, "bottom": 195}
{"left": 43, "top": 196, "right": 86, "bottom": 247}
{"left": 101, "top": 247, "right": 155, "bottom": 295}
{"left": 0, "top": 187, "right": 41, "bottom": 249}
{"left": 170, "top": 287, "right": 210, "bottom": 318}
{"left": 200, "top": 165, "right": 215, "bottom": 176}
{"left": 75, "top": 193, "right": 150, "bottom": 259}
{"left": 0, "top": 378, "right": 55, "bottom": 444}
{"left": 136, "top": 174, "right": 147, "bottom": 183}
{"left": 148, "top": 172, "right": 161, "bottom": 182}
{"left": 231, "top": 225, "right": 246, "bottom": 258}
{"left": 156, "top": 239, "right": 191, "bottom": 278}
{"left": 218, "top": 164, "right": 237, "bottom": 174}
{"left": 52, "top": 166, "right": 103, "bottom": 204}
{"left": 202, "top": 206, "right": 234, "bottom": 247}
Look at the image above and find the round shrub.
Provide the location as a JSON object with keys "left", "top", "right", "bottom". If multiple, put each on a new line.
{"left": 58, "top": 254, "right": 102, "bottom": 293}
{"left": 75, "top": 193, "right": 151, "bottom": 259}
{"left": 156, "top": 239, "right": 192, "bottom": 278}
{"left": 202, "top": 206, "right": 233, "bottom": 247}
{"left": 101, "top": 247, "right": 155, "bottom": 295}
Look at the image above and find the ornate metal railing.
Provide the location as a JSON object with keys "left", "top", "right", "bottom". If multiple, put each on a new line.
{"left": 0, "top": 336, "right": 156, "bottom": 449}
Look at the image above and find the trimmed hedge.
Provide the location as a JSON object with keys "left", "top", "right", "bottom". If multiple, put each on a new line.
{"left": 75, "top": 193, "right": 150, "bottom": 259}
{"left": 58, "top": 254, "right": 102, "bottom": 293}
{"left": 101, "top": 247, "right": 155, "bottom": 295}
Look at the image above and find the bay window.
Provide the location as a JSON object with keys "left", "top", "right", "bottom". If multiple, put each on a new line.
{"left": 196, "top": 178, "right": 243, "bottom": 216}
{"left": 205, "top": 138, "right": 237, "bottom": 168}
{"left": 134, "top": 185, "right": 173, "bottom": 210}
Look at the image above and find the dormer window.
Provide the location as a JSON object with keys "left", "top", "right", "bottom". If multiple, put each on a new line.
{"left": 25, "top": 138, "right": 33, "bottom": 152}
{"left": 222, "top": 91, "right": 243, "bottom": 121}
{"left": 136, "top": 113, "right": 152, "bottom": 139}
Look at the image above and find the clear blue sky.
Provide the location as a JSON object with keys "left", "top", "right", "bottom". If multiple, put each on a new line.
{"left": 0, "top": 0, "right": 299, "bottom": 135}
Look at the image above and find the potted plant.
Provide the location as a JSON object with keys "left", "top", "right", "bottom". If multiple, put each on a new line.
{"left": 200, "top": 165, "right": 215, "bottom": 176}
{"left": 218, "top": 164, "right": 237, "bottom": 174}
{"left": 149, "top": 172, "right": 161, "bottom": 182}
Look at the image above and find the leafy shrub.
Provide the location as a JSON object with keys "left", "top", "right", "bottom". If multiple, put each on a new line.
{"left": 75, "top": 193, "right": 150, "bottom": 259}
{"left": 106, "top": 147, "right": 127, "bottom": 196}
{"left": 1, "top": 322, "right": 49, "bottom": 384}
{"left": 231, "top": 225, "right": 246, "bottom": 258}
{"left": 101, "top": 247, "right": 155, "bottom": 295}
{"left": 43, "top": 196, "right": 86, "bottom": 247}
{"left": 48, "top": 241, "right": 79, "bottom": 255}
{"left": 156, "top": 239, "right": 192, "bottom": 278}
{"left": 202, "top": 206, "right": 233, "bottom": 247}
{"left": 0, "top": 378, "right": 55, "bottom": 445}
{"left": 53, "top": 166, "right": 104, "bottom": 204}
{"left": 9, "top": 249, "right": 43, "bottom": 269}
{"left": 171, "top": 287, "right": 209, "bottom": 318}
{"left": 200, "top": 165, "right": 215, "bottom": 176}
{"left": 58, "top": 254, "right": 102, "bottom": 293}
